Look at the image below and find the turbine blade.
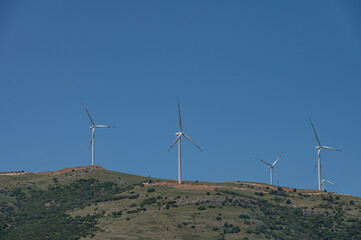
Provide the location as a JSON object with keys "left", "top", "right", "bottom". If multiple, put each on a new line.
{"left": 321, "top": 161, "right": 325, "bottom": 180}
{"left": 273, "top": 168, "right": 279, "bottom": 185}
{"left": 313, "top": 150, "right": 320, "bottom": 173}
{"left": 309, "top": 118, "right": 321, "bottom": 146}
{"left": 256, "top": 158, "right": 272, "bottom": 167}
{"left": 272, "top": 153, "right": 282, "bottom": 166}
{"left": 88, "top": 128, "right": 95, "bottom": 150}
{"left": 168, "top": 135, "right": 181, "bottom": 151}
{"left": 82, "top": 103, "right": 95, "bottom": 126}
{"left": 322, "top": 146, "right": 342, "bottom": 152}
{"left": 177, "top": 97, "right": 183, "bottom": 132}
{"left": 325, "top": 179, "right": 337, "bottom": 186}
{"left": 183, "top": 133, "right": 203, "bottom": 152}
{"left": 95, "top": 125, "right": 115, "bottom": 128}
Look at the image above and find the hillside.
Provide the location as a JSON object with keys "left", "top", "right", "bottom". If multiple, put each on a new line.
{"left": 0, "top": 166, "right": 360, "bottom": 240}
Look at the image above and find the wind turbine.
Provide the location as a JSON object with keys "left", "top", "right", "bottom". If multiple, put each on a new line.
{"left": 320, "top": 162, "right": 338, "bottom": 191}
{"left": 256, "top": 154, "right": 282, "bottom": 185}
{"left": 321, "top": 179, "right": 337, "bottom": 191}
{"left": 168, "top": 98, "right": 202, "bottom": 184}
{"left": 309, "top": 118, "right": 341, "bottom": 190}
{"left": 82, "top": 103, "right": 114, "bottom": 166}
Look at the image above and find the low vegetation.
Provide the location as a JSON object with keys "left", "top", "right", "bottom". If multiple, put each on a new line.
{"left": 0, "top": 167, "right": 360, "bottom": 240}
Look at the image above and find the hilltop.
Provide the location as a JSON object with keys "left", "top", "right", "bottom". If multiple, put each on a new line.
{"left": 0, "top": 166, "right": 360, "bottom": 240}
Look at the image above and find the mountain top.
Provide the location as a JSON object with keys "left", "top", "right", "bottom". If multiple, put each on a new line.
{"left": 0, "top": 166, "right": 360, "bottom": 240}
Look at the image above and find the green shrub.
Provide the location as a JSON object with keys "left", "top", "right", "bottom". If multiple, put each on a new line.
{"left": 147, "top": 188, "right": 155, "bottom": 193}
{"left": 239, "top": 214, "right": 250, "bottom": 219}
{"left": 112, "top": 210, "right": 123, "bottom": 217}
{"left": 346, "top": 218, "right": 356, "bottom": 222}
{"left": 126, "top": 209, "right": 140, "bottom": 214}
{"left": 198, "top": 205, "right": 206, "bottom": 210}
{"left": 270, "top": 190, "right": 278, "bottom": 195}
{"left": 167, "top": 200, "right": 177, "bottom": 207}
{"left": 141, "top": 197, "right": 157, "bottom": 205}
{"left": 232, "top": 226, "right": 240, "bottom": 233}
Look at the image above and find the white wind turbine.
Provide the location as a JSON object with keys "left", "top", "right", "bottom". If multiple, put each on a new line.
{"left": 82, "top": 103, "right": 115, "bottom": 166}
{"left": 256, "top": 154, "right": 282, "bottom": 185}
{"left": 321, "top": 179, "right": 337, "bottom": 191}
{"left": 320, "top": 162, "right": 338, "bottom": 191}
{"left": 168, "top": 98, "right": 202, "bottom": 184}
{"left": 309, "top": 118, "right": 341, "bottom": 190}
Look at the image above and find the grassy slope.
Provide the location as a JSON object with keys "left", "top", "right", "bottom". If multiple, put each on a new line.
{"left": 1, "top": 167, "right": 361, "bottom": 240}
{"left": 0, "top": 167, "right": 146, "bottom": 190}
{"left": 73, "top": 182, "right": 361, "bottom": 240}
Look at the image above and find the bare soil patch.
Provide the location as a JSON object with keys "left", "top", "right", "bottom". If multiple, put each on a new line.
{"left": 0, "top": 165, "right": 105, "bottom": 176}
{"left": 148, "top": 182, "right": 215, "bottom": 191}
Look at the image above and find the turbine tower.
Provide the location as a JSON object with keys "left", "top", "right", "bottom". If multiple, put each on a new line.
{"left": 168, "top": 98, "right": 202, "bottom": 184}
{"left": 82, "top": 103, "right": 114, "bottom": 166}
{"left": 256, "top": 154, "right": 282, "bottom": 185}
{"left": 309, "top": 118, "right": 341, "bottom": 190}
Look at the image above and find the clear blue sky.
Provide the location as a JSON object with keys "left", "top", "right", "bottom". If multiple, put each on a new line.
{"left": 1, "top": 1, "right": 360, "bottom": 196}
